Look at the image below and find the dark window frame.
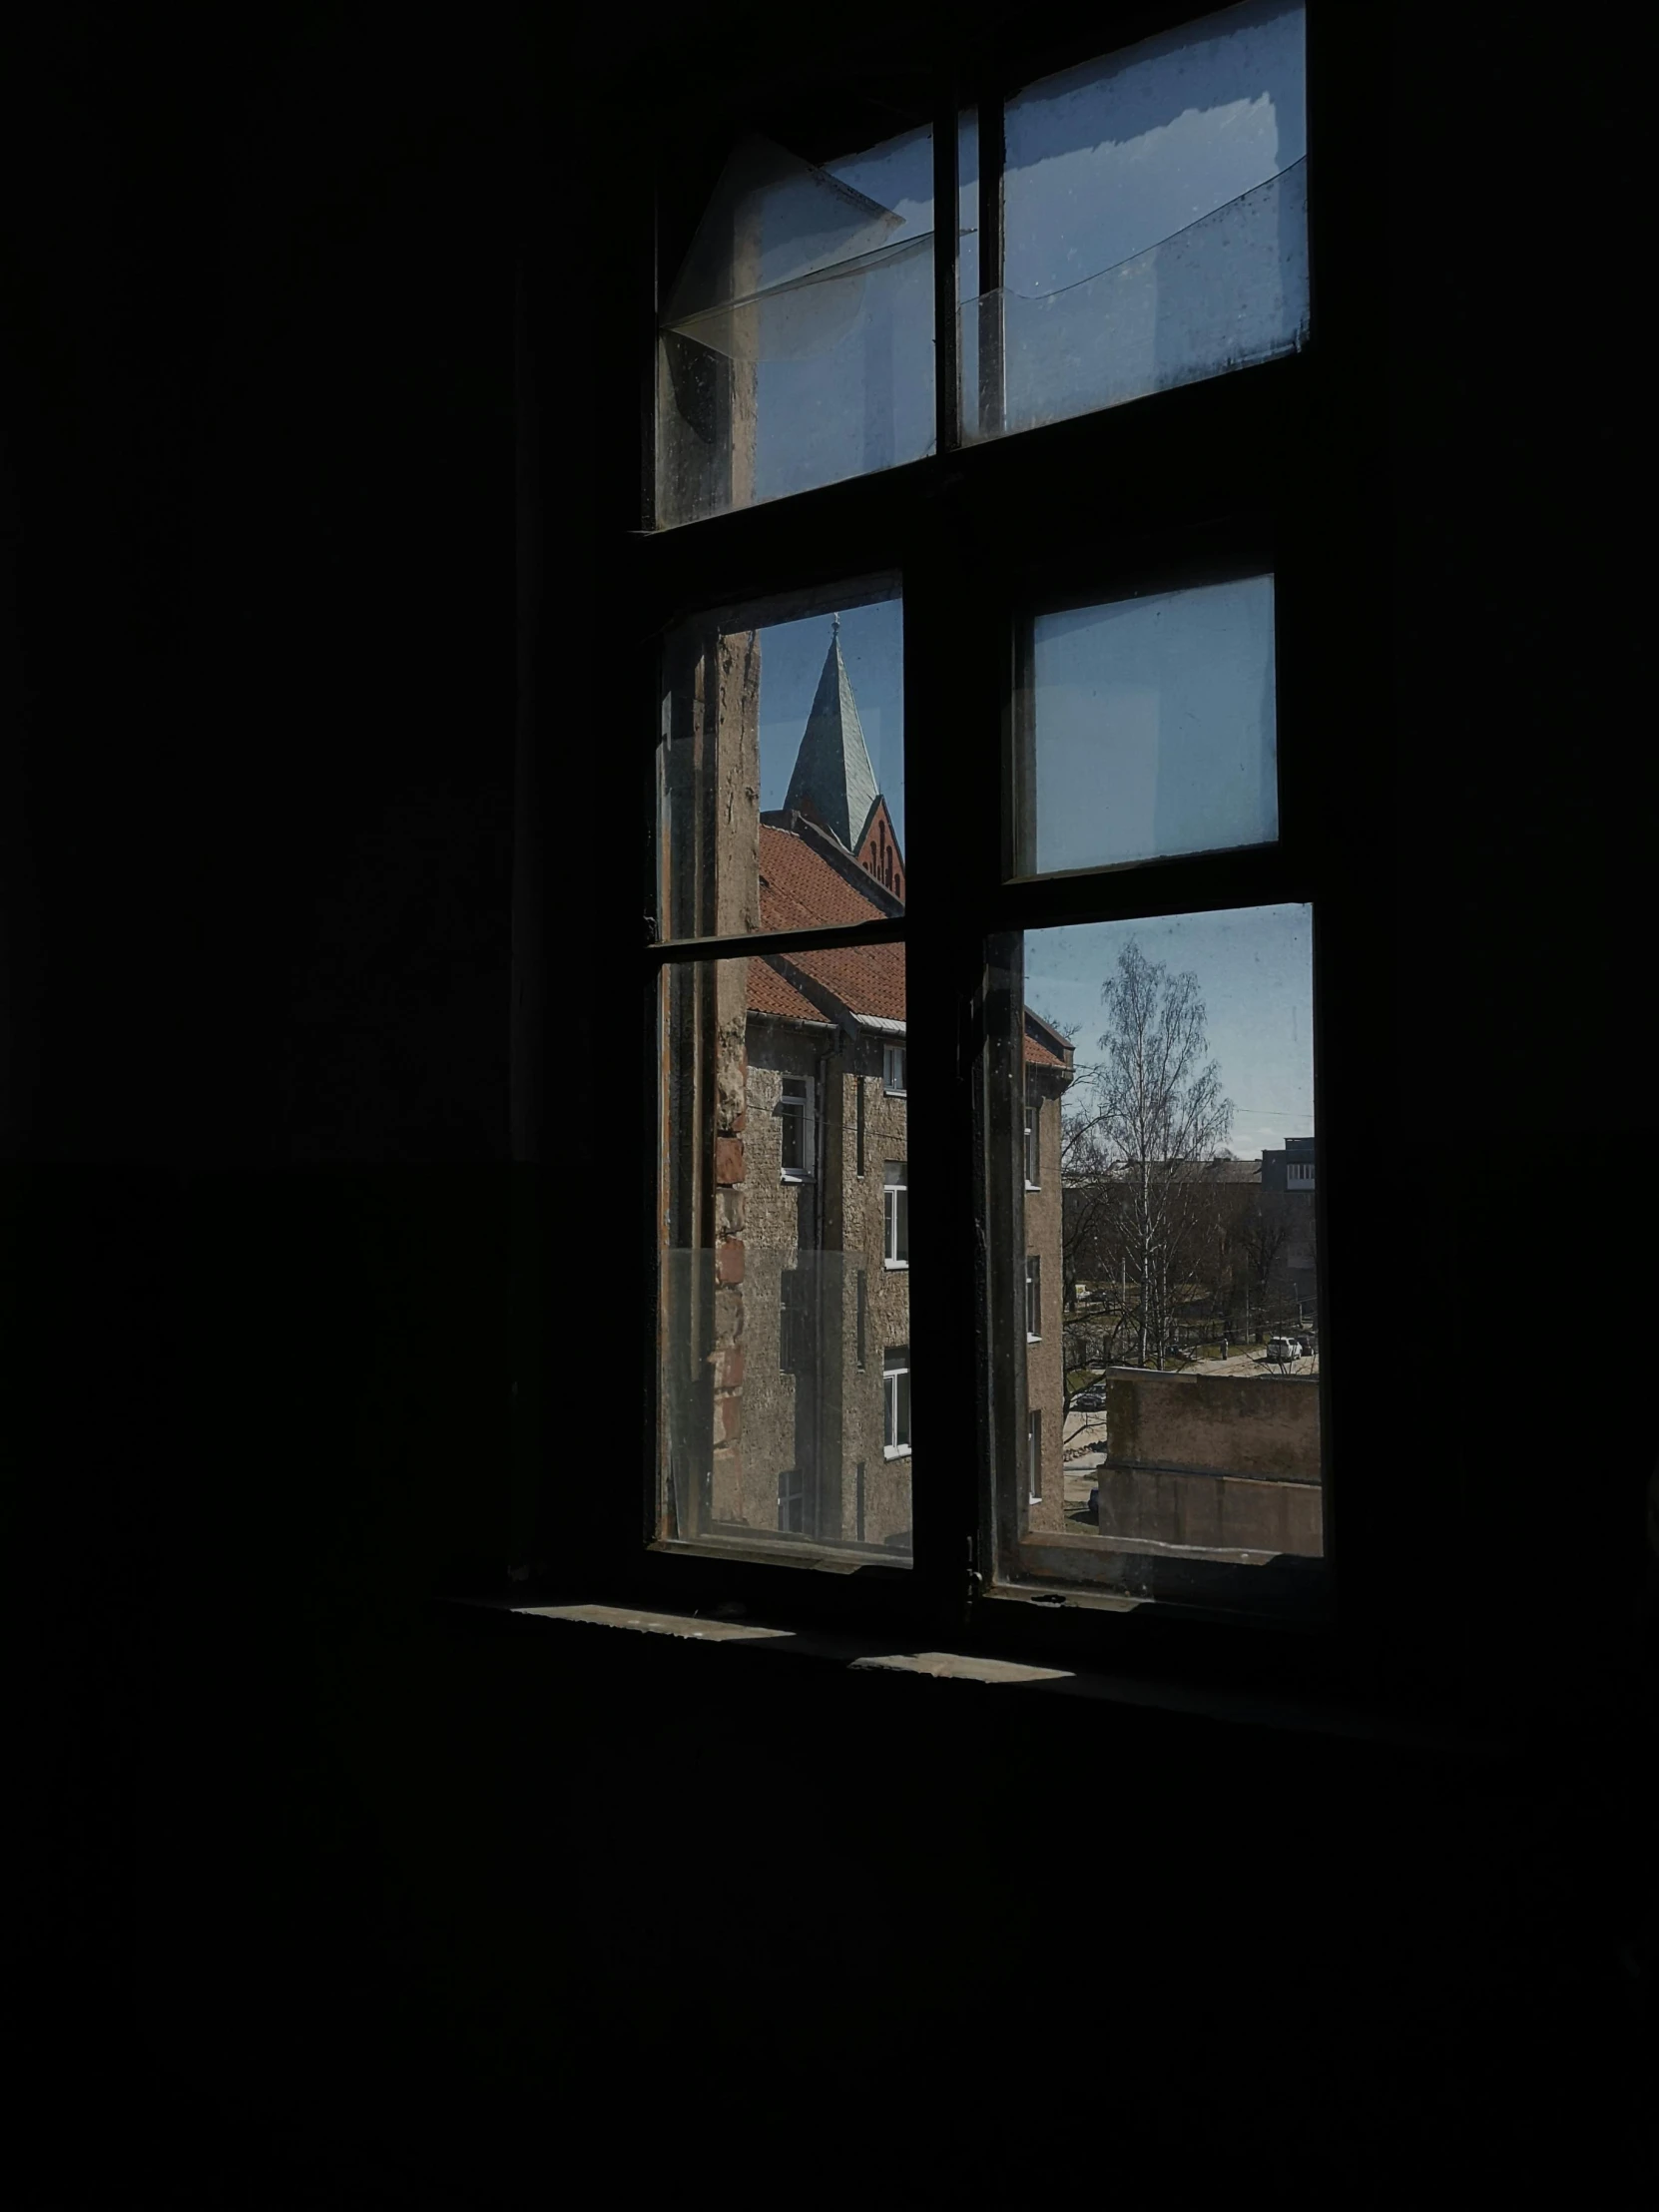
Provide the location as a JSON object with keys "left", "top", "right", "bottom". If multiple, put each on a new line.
{"left": 559, "top": 0, "right": 1393, "bottom": 1697}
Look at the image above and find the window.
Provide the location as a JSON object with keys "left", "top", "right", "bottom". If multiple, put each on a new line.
{"left": 780, "top": 1269, "right": 809, "bottom": 1373}
{"left": 883, "top": 1348, "right": 910, "bottom": 1456}
{"left": 779, "top": 1077, "right": 813, "bottom": 1181}
{"left": 883, "top": 1162, "right": 908, "bottom": 1268}
{"left": 616, "top": 2, "right": 1373, "bottom": 1654}
{"left": 778, "top": 1465, "right": 806, "bottom": 1534}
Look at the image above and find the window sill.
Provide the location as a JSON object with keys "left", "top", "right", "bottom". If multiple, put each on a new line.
{"left": 883, "top": 1260, "right": 908, "bottom": 1273}
{"left": 449, "top": 1595, "right": 1518, "bottom": 1763}
{"left": 882, "top": 1444, "right": 911, "bottom": 1460}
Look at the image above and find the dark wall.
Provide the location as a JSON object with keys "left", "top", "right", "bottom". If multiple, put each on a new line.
{"left": 1, "top": 6, "right": 1650, "bottom": 2200}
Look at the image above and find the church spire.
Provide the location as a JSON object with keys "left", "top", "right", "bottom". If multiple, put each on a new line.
{"left": 782, "top": 617, "right": 881, "bottom": 854}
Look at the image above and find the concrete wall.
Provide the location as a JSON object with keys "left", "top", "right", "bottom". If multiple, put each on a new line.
{"left": 1093, "top": 1464, "right": 1323, "bottom": 1555}
{"left": 1090, "top": 1369, "right": 1322, "bottom": 1555}
{"left": 1101, "top": 1370, "right": 1320, "bottom": 1483}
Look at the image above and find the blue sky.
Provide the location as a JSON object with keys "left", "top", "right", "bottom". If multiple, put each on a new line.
{"left": 1026, "top": 904, "right": 1316, "bottom": 1159}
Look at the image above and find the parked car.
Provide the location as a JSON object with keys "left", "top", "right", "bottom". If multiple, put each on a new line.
{"left": 1071, "top": 1383, "right": 1109, "bottom": 1411}
{"left": 1267, "top": 1336, "right": 1305, "bottom": 1363}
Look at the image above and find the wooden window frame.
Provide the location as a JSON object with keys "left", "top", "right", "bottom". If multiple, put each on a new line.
{"left": 553, "top": 0, "right": 1394, "bottom": 1697}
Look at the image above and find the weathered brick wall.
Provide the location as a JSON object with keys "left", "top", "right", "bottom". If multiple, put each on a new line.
{"left": 733, "top": 1027, "right": 823, "bottom": 1530}
{"left": 724, "top": 1027, "right": 911, "bottom": 1548}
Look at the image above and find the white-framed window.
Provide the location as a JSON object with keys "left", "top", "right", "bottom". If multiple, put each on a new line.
{"left": 883, "top": 1161, "right": 908, "bottom": 1268}
{"left": 778, "top": 1465, "right": 806, "bottom": 1534}
{"left": 1023, "top": 1101, "right": 1040, "bottom": 1188}
{"left": 883, "top": 1044, "right": 906, "bottom": 1095}
{"left": 778, "top": 1075, "right": 814, "bottom": 1181}
{"left": 883, "top": 1347, "right": 910, "bottom": 1456}
{"left": 1026, "top": 1410, "right": 1042, "bottom": 1503}
{"left": 1025, "top": 1254, "right": 1041, "bottom": 1342}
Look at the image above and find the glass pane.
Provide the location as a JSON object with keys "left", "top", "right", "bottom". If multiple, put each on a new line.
{"left": 657, "top": 127, "right": 935, "bottom": 528}
{"left": 964, "top": 1, "right": 1307, "bottom": 442}
{"left": 657, "top": 580, "right": 904, "bottom": 942}
{"left": 660, "top": 950, "right": 912, "bottom": 1561}
{"left": 989, "top": 905, "right": 1322, "bottom": 1609}
{"left": 1016, "top": 574, "right": 1277, "bottom": 876}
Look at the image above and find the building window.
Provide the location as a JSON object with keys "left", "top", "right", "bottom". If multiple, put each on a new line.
{"left": 1025, "top": 1254, "right": 1041, "bottom": 1342}
{"left": 779, "top": 1076, "right": 813, "bottom": 1181}
{"left": 883, "top": 1043, "right": 906, "bottom": 1095}
{"left": 854, "top": 1460, "right": 866, "bottom": 1544}
{"left": 778, "top": 1465, "right": 806, "bottom": 1534}
{"left": 883, "top": 1348, "right": 910, "bottom": 1457}
{"left": 1023, "top": 1101, "right": 1039, "bottom": 1189}
{"left": 883, "top": 1162, "right": 908, "bottom": 1268}
{"left": 1027, "top": 1411, "right": 1042, "bottom": 1504}
{"left": 780, "top": 1270, "right": 809, "bottom": 1374}
{"left": 855, "top": 1270, "right": 866, "bottom": 1369}
{"left": 855, "top": 1077, "right": 865, "bottom": 1177}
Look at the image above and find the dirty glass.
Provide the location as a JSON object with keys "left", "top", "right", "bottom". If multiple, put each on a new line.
{"left": 987, "top": 903, "right": 1323, "bottom": 1607}
{"left": 656, "top": 579, "right": 904, "bottom": 943}
{"left": 656, "top": 127, "right": 935, "bottom": 528}
{"left": 963, "top": 0, "right": 1307, "bottom": 443}
{"left": 1014, "top": 574, "right": 1278, "bottom": 877}
{"left": 659, "top": 954, "right": 912, "bottom": 1560}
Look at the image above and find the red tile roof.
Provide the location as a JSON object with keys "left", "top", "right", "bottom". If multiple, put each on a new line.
{"left": 757, "top": 823, "right": 886, "bottom": 933}
{"left": 749, "top": 958, "right": 832, "bottom": 1025}
{"left": 749, "top": 825, "right": 901, "bottom": 1027}
{"left": 788, "top": 940, "right": 905, "bottom": 1024}
{"left": 748, "top": 821, "right": 1065, "bottom": 1069}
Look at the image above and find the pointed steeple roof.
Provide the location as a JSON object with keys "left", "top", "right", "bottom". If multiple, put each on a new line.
{"left": 782, "top": 615, "right": 881, "bottom": 855}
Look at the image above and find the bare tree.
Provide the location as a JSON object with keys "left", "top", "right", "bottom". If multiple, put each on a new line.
{"left": 1073, "top": 939, "right": 1235, "bottom": 1369}
{"left": 1235, "top": 1205, "right": 1291, "bottom": 1343}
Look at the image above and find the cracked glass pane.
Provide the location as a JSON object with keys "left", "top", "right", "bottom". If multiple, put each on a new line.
{"left": 657, "top": 127, "right": 935, "bottom": 527}
{"left": 964, "top": 0, "right": 1308, "bottom": 441}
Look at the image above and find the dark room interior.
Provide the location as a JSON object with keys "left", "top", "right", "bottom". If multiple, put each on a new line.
{"left": 3, "top": 6, "right": 1652, "bottom": 2201}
